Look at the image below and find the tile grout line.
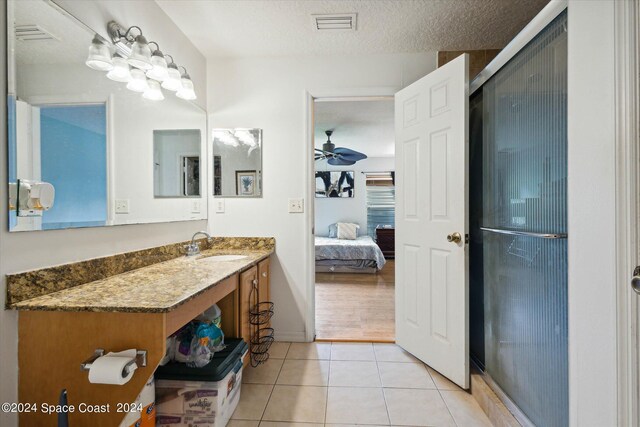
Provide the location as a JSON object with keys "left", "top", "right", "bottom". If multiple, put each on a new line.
{"left": 258, "top": 345, "right": 289, "bottom": 424}
{"left": 425, "top": 365, "right": 460, "bottom": 427}
{"left": 376, "top": 344, "right": 394, "bottom": 427}
{"left": 324, "top": 342, "right": 333, "bottom": 424}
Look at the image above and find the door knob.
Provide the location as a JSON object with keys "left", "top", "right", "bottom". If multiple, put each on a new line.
{"left": 447, "top": 232, "right": 462, "bottom": 244}
{"left": 632, "top": 266, "right": 640, "bottom": 294}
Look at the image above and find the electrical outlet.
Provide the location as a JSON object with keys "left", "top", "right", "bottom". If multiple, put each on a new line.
{"left": 115, "top": 199, "right": 129, "bottom": 214}
{"left": 215, "top": 199, "right": 225, "bottom": 213}
{"left": 191, "top": 200, "right": 201, "bottom": 214}
{"left": 288, "top": 198, "right": 304, "bottom": 213}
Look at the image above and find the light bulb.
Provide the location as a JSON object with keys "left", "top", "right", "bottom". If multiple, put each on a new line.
{"left": 127, "top": 68, "right": 149, "bottom": 92}
{"left": 143, "top": 79, "right": 164, "bottom": 101}
{"left": 146, "top": 53, "right": 168, "bottom": 81}
{"left": 161, "top": 64, "right": 182, "bottom": 91}
{"left": 176, "top": 73, "right": 197, "bottom": 101}
{"left": 106, "top": 55, "right": 131, "bottom": 82}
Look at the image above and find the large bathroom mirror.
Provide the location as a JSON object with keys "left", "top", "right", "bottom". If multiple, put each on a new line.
{"left": 7, "top": 0, "right": 207, "bottom": 231}
{"left": 212, "top": 129, "right": 262, "bottom": 197}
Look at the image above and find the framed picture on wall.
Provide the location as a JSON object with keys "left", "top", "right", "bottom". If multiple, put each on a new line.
{"left": 236, "top": 170, "right": 257, "bottom": 196}
{"left": 315, "top": 171, "right": 355, "bottom": 198}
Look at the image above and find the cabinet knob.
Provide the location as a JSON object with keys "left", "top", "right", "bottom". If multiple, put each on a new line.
{"left": 262, "top": 272, "right": 268, "bottom": 278}
{"left": 252, "top": 279, "right": 258, "bottom": 286}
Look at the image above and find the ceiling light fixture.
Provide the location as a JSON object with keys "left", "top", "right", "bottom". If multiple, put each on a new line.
{"left": 84, "top": 20, "right": 196, "bottom": 103}
{"left": 85, "top": 35, "right": 113, "bottom": 71}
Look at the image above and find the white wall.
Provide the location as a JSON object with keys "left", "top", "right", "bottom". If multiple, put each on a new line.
{"left": 207, "top": 53, "right": 436, "bottom": 340}
{"left": 315, "top": 157, "right": 394, "bottom": 237}
{"left": 0, "top": 3, "right": 208, "bottom": 425}
{"left": 567, "top": 1, "right": 619, "bottom": 426}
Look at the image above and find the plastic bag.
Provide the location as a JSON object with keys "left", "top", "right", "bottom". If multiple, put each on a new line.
{"left": 196, "top": 304, "right": 222, "bottom": 329}
{"left": 166, "top": 304, "right": 226, "bottom": 367}
{"left": 186, "top": 321, "right": 225, "bottom": 368}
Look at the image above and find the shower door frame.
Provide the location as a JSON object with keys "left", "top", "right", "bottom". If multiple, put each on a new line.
{"left": 613, "top": 0, "right": 640, "bottom": 425}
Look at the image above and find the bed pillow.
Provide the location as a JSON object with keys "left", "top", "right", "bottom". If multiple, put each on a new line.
{"left": 336, "top": 222, "right": 359, "bottom": 240}
{"left": 328, "top": 223, "right": 338, "bottom": 238}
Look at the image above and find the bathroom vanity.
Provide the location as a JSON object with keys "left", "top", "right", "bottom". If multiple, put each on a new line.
{"left": 6, "top": 237, "right": 274, "bottom": 426}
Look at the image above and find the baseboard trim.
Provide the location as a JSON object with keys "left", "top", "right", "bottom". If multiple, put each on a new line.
{"left": 274, "top": 331, "right": 307, "bottom": 342}
{"left": 470, "top": 365, "right": 526, "bottom": 427}
{"left": 316, "top": 338, "right": 395, "bottom": 343}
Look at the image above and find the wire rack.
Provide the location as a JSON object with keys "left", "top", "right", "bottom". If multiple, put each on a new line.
{"left": 249, "top": 280, "right": 274, "bottom": 367}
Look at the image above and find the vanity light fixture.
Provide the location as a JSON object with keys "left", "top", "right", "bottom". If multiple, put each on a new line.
{"left": 143, "top": 79, "right": 165, "bottom": 101}
{"left": 127, "top": 68, "right": 149, "bottom": 93}
{"left": 162, "top": 55, "right": 182, "bottom": 91}
{"left": 106, "top": 54, "right": 131, "bottom": 82}
{"left": 84, "top": 20, "right": 196, "bottom": 102}
{"left": 85, "top": 35, "right": 113, "bottom": 71}
{"left": 176, "top": 66, "right": 197, "bottom": 100}
{"left": 146, "top": 42, "right": 169, "bottom": 81}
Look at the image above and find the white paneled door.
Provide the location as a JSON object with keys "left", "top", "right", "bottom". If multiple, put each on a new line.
{"left": 394, "top": 54, "right": 469, "bottom": 389}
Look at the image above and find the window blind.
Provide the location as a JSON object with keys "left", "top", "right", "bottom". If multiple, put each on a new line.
{"left": 365, "top": 172, "right": 395, "bottom": 238}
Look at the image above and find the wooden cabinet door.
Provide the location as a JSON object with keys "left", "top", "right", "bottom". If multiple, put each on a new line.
{"left": 239, "top": 265, "right": 258, "bottom": 345}
{"left": 258, "top": 258, "right": 271, "bottom": 326}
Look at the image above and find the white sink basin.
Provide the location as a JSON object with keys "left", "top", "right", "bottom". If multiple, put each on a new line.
{"left": 199, "top": 254, "right": 248, "bottom": 262}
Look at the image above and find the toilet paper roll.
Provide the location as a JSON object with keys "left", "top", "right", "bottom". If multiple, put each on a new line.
{"left": 88, "top": 352, "right": 137, "bottom": 385}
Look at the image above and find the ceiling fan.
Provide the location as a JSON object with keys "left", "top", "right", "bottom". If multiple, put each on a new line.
{"left": 315, "top": 130, "right": 368, "bottom": 165}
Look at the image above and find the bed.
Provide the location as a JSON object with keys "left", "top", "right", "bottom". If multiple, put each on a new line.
{"left": 315, "top": 236, "right": 386, "bottom": 274}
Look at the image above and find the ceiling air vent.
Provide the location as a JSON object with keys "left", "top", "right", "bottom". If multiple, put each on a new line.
{"left": 15, "top": 24, "right": 59, "bottom": 42}
{"left": 312, "top": 13, "right": 357, "bottom": 32}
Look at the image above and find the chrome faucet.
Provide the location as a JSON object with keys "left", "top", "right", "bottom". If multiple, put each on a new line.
{"left": 185, "top": 231, "right": 212, "bottom": 257}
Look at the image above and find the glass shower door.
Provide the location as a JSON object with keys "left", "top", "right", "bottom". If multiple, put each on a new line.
{"left": 480, "top": 11, "right": 568, "bottom": 427}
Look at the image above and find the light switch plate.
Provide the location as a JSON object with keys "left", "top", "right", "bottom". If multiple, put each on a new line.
{"left": 191, "top": 200, "right": 201, "bottom": 214}
{"left": 115, "top": 199, "right": 129, "bottom": 214}
{"left": 215, "top": 199, "right": 225, "bottom": 213}
{"left": 288, "top": 198, "right": 304, "bottom": 213}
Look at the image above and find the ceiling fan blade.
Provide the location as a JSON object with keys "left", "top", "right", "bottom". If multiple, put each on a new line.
{"left": 328, "top": 157, "right": 356, "bottom": 166}
{"left": 333, "top": 147, "right": 368, "bottom": 161}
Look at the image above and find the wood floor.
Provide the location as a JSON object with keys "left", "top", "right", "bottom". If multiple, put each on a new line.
{"left": 315, "top": 260, "right": 395, "bottom": 342}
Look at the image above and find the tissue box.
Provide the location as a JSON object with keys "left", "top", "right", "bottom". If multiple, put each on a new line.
{"left": 155, "top": 360, "right": 243, "bottom": 427}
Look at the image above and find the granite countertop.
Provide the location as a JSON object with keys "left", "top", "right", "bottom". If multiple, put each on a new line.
{"left": 10, "top": 247, "right": 273, "bottom": 313}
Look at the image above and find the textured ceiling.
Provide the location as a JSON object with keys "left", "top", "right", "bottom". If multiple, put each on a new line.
{"left": 13, "top": 0, "right": 92, "bottom": 66}
{"left": 314, "top": 99, "right": 395, "bottom": 158}
{"left": 156, "top": 0, "right": 549, "bottom": 58}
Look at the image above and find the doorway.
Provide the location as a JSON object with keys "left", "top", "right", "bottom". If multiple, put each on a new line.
{"left": 311, "top": 97, "right": 396, "bottom": 342}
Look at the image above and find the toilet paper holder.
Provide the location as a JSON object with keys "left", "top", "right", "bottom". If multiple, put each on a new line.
{"left": 80, "top": 349, "right": 147, "bottom": 372}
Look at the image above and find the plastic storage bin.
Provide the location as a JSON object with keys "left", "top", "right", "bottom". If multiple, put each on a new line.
{"left": 155, "top": 339, "right": 248, "bottom": 427}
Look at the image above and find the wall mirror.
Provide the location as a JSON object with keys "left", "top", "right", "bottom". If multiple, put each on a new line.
{"left": 7, "top": 0, "right": 207, "bottom": 231}
{"left": 153, "top": 130, "right": 202, "bottom": 198}
{"left": 212, "top": 128, "right": 262, "bottom": 197}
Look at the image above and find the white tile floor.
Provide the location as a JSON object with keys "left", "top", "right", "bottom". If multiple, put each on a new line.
{"left": 231, "top": 342, "right": 493, "bottom": 427}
